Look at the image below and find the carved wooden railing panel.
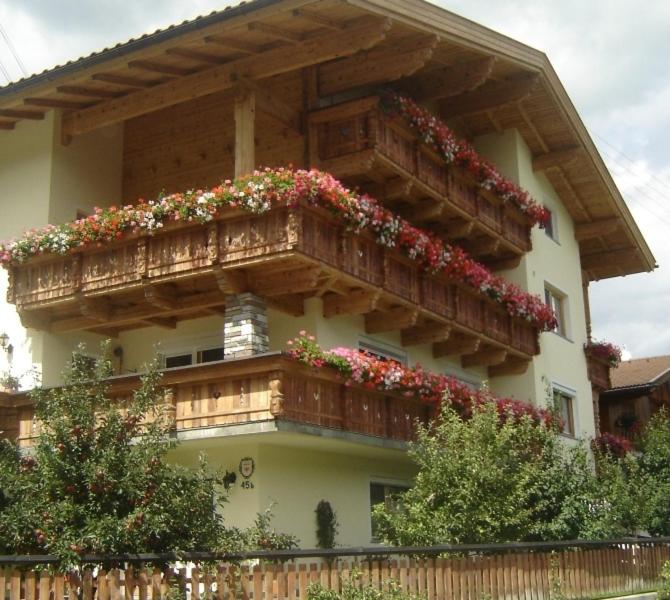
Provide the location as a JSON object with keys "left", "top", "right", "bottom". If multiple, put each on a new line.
{"left": 8, "top": 203, "right": 540, "bottom": 361}
{"left": 309, "top": 97, "right": 533, "bottom": 257}
{"left": 586, "top": 353, "right": 612, "bottom": 391}
{"left": 3, "top": 355, "right": 431, "bottom": 447}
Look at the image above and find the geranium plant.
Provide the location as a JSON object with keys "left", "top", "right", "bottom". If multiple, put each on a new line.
{"left": 381, "top": 91, "right": 551, "bottom": 227}
{"left": 286, "top": 333, "right": 556, "bottom": 427}
{"left": 0, "top": 168, "right": 556, "bottom": 331}
{"left": 584, "top": 340, "right": 623, "bottom": 368}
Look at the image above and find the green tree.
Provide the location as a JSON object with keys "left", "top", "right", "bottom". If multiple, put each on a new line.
{"left": 637, "top": 408, "right": 670, "bottom": 535}
{"left": 372, "top": 401, "right": 644, "bottom": 545}
{"left": 0, "top": 346, "right": 228, "bottom": 565}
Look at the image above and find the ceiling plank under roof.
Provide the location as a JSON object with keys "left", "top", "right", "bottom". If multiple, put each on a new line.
{"left": 61, "top": 16, "right": 392, "bottom": 138}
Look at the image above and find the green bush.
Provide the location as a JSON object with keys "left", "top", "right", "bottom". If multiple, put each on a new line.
{"left": 372, "top": 401, "right": 646, "bottom": 545}
{"left": 0, "top": 344, "right": 295, "bottom": 565}
{"left": 658, "top": 560, "right": 670, "bottom": 599}
{"left": 307, "top": 571, "right": 423, "bottom": 600}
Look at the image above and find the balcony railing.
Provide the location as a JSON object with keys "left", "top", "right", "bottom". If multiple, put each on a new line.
{"left": 308, "top": 97, "right": 532, "bottom": 266}
{"left": 0, "top": 353, "right": 430, "bottom": 448}
{"left": 7, "top": 203, "right": 539, "bottom": 372}
{"left": 586, "top": 352, "right": 612, "bottom": 391}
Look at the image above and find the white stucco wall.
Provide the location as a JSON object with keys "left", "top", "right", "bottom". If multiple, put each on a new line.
{"left": 0, "top": 112, "right": 123, "bottom": 388}
{"left": 171, "top": 436, "right": 415, "bottom": 547}
{"left": 475, "top": 130, "right": 595, "bottom": 438}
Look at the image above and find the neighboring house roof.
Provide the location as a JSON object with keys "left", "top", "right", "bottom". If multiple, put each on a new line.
{"left": 606, "top": 355, "right": 670, "bottom": 395}
{"left": 0, "top": 0, "right": 656, "bottom": 281}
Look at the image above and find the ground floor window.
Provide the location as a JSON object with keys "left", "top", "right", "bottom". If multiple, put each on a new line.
{"left": 553, "top": 387, "right": 576, "bottom": 437}
{"left": 163, "top": 345, "right": 224, "bottom": 369}
{"left": 370, "top": 481, "right": 409, "bottom": 541}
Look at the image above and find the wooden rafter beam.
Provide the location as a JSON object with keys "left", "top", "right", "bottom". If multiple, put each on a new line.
{"left": 462, "top": 348, "right": 507, "bottom": 368}
{"left": 165, "top": 47, "right": 228, "bottom": 64}
{"left": 204, "top": 35, "right": 263, "bottom": 54}
{"left": 50, "top": 289, "right": 228, "bottom": 333}
{"left": 404, "top": 202, "right": 444, "bottom": 223}
{"left": 532, "top": 146, "right": 582, "bottom": 172}
{"left": 444, "top": 218, "right": 474, "bottom": 239}
{"left": 142, "top": 317, "right": 178, "bottom": 329}
{"left": 213, "top": 267, "right": 249, "bottom": 294}
{"left": 237, "top": 77, "right": 302, "bottom": 132}
{"left": 19, "top": 311, "right": 51, "bottom": 331}
{"left": 365, "top": 307, "right": 418, "bottom": 334}
{"left": 252, "top": 267, "right": 320, "bottom": 296}
{"left": 292, "top": 8, "right": 344, "bottom": 30}
{"left": 433, "top": 333, "right": 480, "bottom": 358}
{"left": 319, "top": 33, "right": 437, "bottom": 97}
{"left": 574, "top": 218, "right": 620, "bottom": 241}
{"left": 24, "top": 97, "right": 95, "bottom": 110}
{"left": 79, "top": 296, "right": 111, "bottom": 322}
{"left": 248, "top": 21, "right": 304, "bottom": 43}
{"left": 323, "top": 289, "right": 380, "bottom": 318}
{"left": 62, "top": 17, "right": 391, "bottom": 137}
{"left": 486, "top": 255, "right": 522, "bottom": 272}
{"left": 439, "top": 73, "right": 539, "bottom": 118}
{"left": 489, "top": 357, "right": 530, "bottom": 377}
{"left": 144, "top": 284, "right": 178, "bottom": 311}
{"left": 91, "top": 73, "right": 156, "bottom": 88}
{"left": 466, "top": 237, "right": 500, "bottom": 257}
{"left": 581, "top": 248, "right": 639, "bottom": 271}
{"left": 363, "top": 177, "right": 413, "bottom": 202}
{"left": 0, "top": 121, "right": 15, "bottom": 130}
{"left": 401, "top": 324, "right": 450, "bottom": 346}
{"left": 128, "top": 60, "right": 194, "bottom": 77}
{"left": 399, "top": 56, "right": 496, "bottom": 102}
{"left": 0, "top": 108, "right": 44, "bottom": 120}
{"left": 56, "top": 85, "right": 124, "bottom": 99}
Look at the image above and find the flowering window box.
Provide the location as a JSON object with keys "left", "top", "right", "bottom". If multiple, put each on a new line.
{"left": 308, "top": 96, "right": 537, "bottom": 258}
{"left": 3, "top": 169, "right": 551, "bottom": 368}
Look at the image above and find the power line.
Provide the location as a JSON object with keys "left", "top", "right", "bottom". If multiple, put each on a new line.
{"left": 597, "top": 147, "right": 670, "bottom": 223}
{"left": 0, "top": 56, "right": 11, "bottom": 84}
{"left": 0, "top": 22, "right": 27, "bottom": 77}
{"left": 593, "top": 131, "right": 670, "bottom": 200}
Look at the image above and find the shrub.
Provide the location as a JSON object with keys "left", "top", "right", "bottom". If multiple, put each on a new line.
{"left": 372, "top": 401, "right": 645, "bottom": 545}
{"left": 0, "top": 346, "right": 230, "bottom": 565}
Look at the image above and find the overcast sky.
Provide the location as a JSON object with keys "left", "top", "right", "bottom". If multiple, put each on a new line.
{"left": 0, "top": 0, "right": 668, "bottom": 359}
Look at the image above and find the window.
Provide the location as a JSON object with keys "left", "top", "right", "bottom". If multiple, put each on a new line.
{"left": 163, "top": 345, "right": 224, "bottom": 369}
{"left": 544, "top": 209, "right": 558, "bottom": 242}
{"left": 544, "top": 285, "right": 568, "bottom": 338}
{"left": 370, "top": 482, "right": 409, "bottom": 541}
{"left": 358, "top": 338, "right": 408, "bottom": 365}
{"left": 553, "top": 388, "right": 576, "bottom": 437}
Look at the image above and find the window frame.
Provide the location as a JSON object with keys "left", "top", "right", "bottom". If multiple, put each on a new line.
{"left": 544, "top": 283, "right": 570, "bottom": 340}
{"left": 160, "top": 340, "right": 226, "bottom": 369}
{"left": 358, "top": 336, "right": 408, "bottom": 365}
{"left": 544, "top": 208, "right": 560, "bottom": 243}
{"left": 552, "top": 383, "right": 577, "bottom": 438}
{"left": 369, "top": 479, "right": 410, "bottom": 542}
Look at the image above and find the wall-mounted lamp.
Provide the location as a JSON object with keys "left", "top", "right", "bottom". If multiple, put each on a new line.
{"left": 0, "top": 333, "right": 13, "bottom": 355}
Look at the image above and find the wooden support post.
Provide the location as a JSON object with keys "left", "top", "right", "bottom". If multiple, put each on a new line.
{"left": 234, "top": 90, "right": 256, "bottom": 178}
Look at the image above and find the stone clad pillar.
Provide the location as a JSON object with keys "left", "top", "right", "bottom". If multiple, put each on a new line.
{"left": 224, "top": 293, "right": 268, "bottom": 358}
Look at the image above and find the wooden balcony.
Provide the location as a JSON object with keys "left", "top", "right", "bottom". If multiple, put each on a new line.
{"left": 586, "top": 353, "right": 612, "bottom": 391}
{"left": 7, "top": 203, "right": 539, "bottom": 373}
{"left": 0, "top": 353, "right": 430, "bottom": 448}
{"left": 308, "top": 97, "right": 533, "bottom": 268}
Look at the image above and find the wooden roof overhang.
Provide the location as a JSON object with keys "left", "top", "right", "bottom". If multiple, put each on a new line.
{"left": 0, "top": 0, "right": 655, "bottom": 281}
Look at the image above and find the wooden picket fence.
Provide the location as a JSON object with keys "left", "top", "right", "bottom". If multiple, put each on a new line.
{"left": 2, "top": 540, "right": 669, "bottom": 600}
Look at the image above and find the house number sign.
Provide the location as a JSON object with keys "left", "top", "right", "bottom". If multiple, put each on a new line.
{"left": 239, "top": 457, "right": 255, "bottom": 489}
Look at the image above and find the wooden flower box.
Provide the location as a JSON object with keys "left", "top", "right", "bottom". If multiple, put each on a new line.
{"left": 308, "top": 97, "right": 534, "bottom": 256}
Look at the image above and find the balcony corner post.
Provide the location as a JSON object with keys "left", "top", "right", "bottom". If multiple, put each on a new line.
{"left": 163, "top": 387, "right": 177, "bottom": 430}
{"left": 269, "top": 372, "right": 284, "bottom": 417}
